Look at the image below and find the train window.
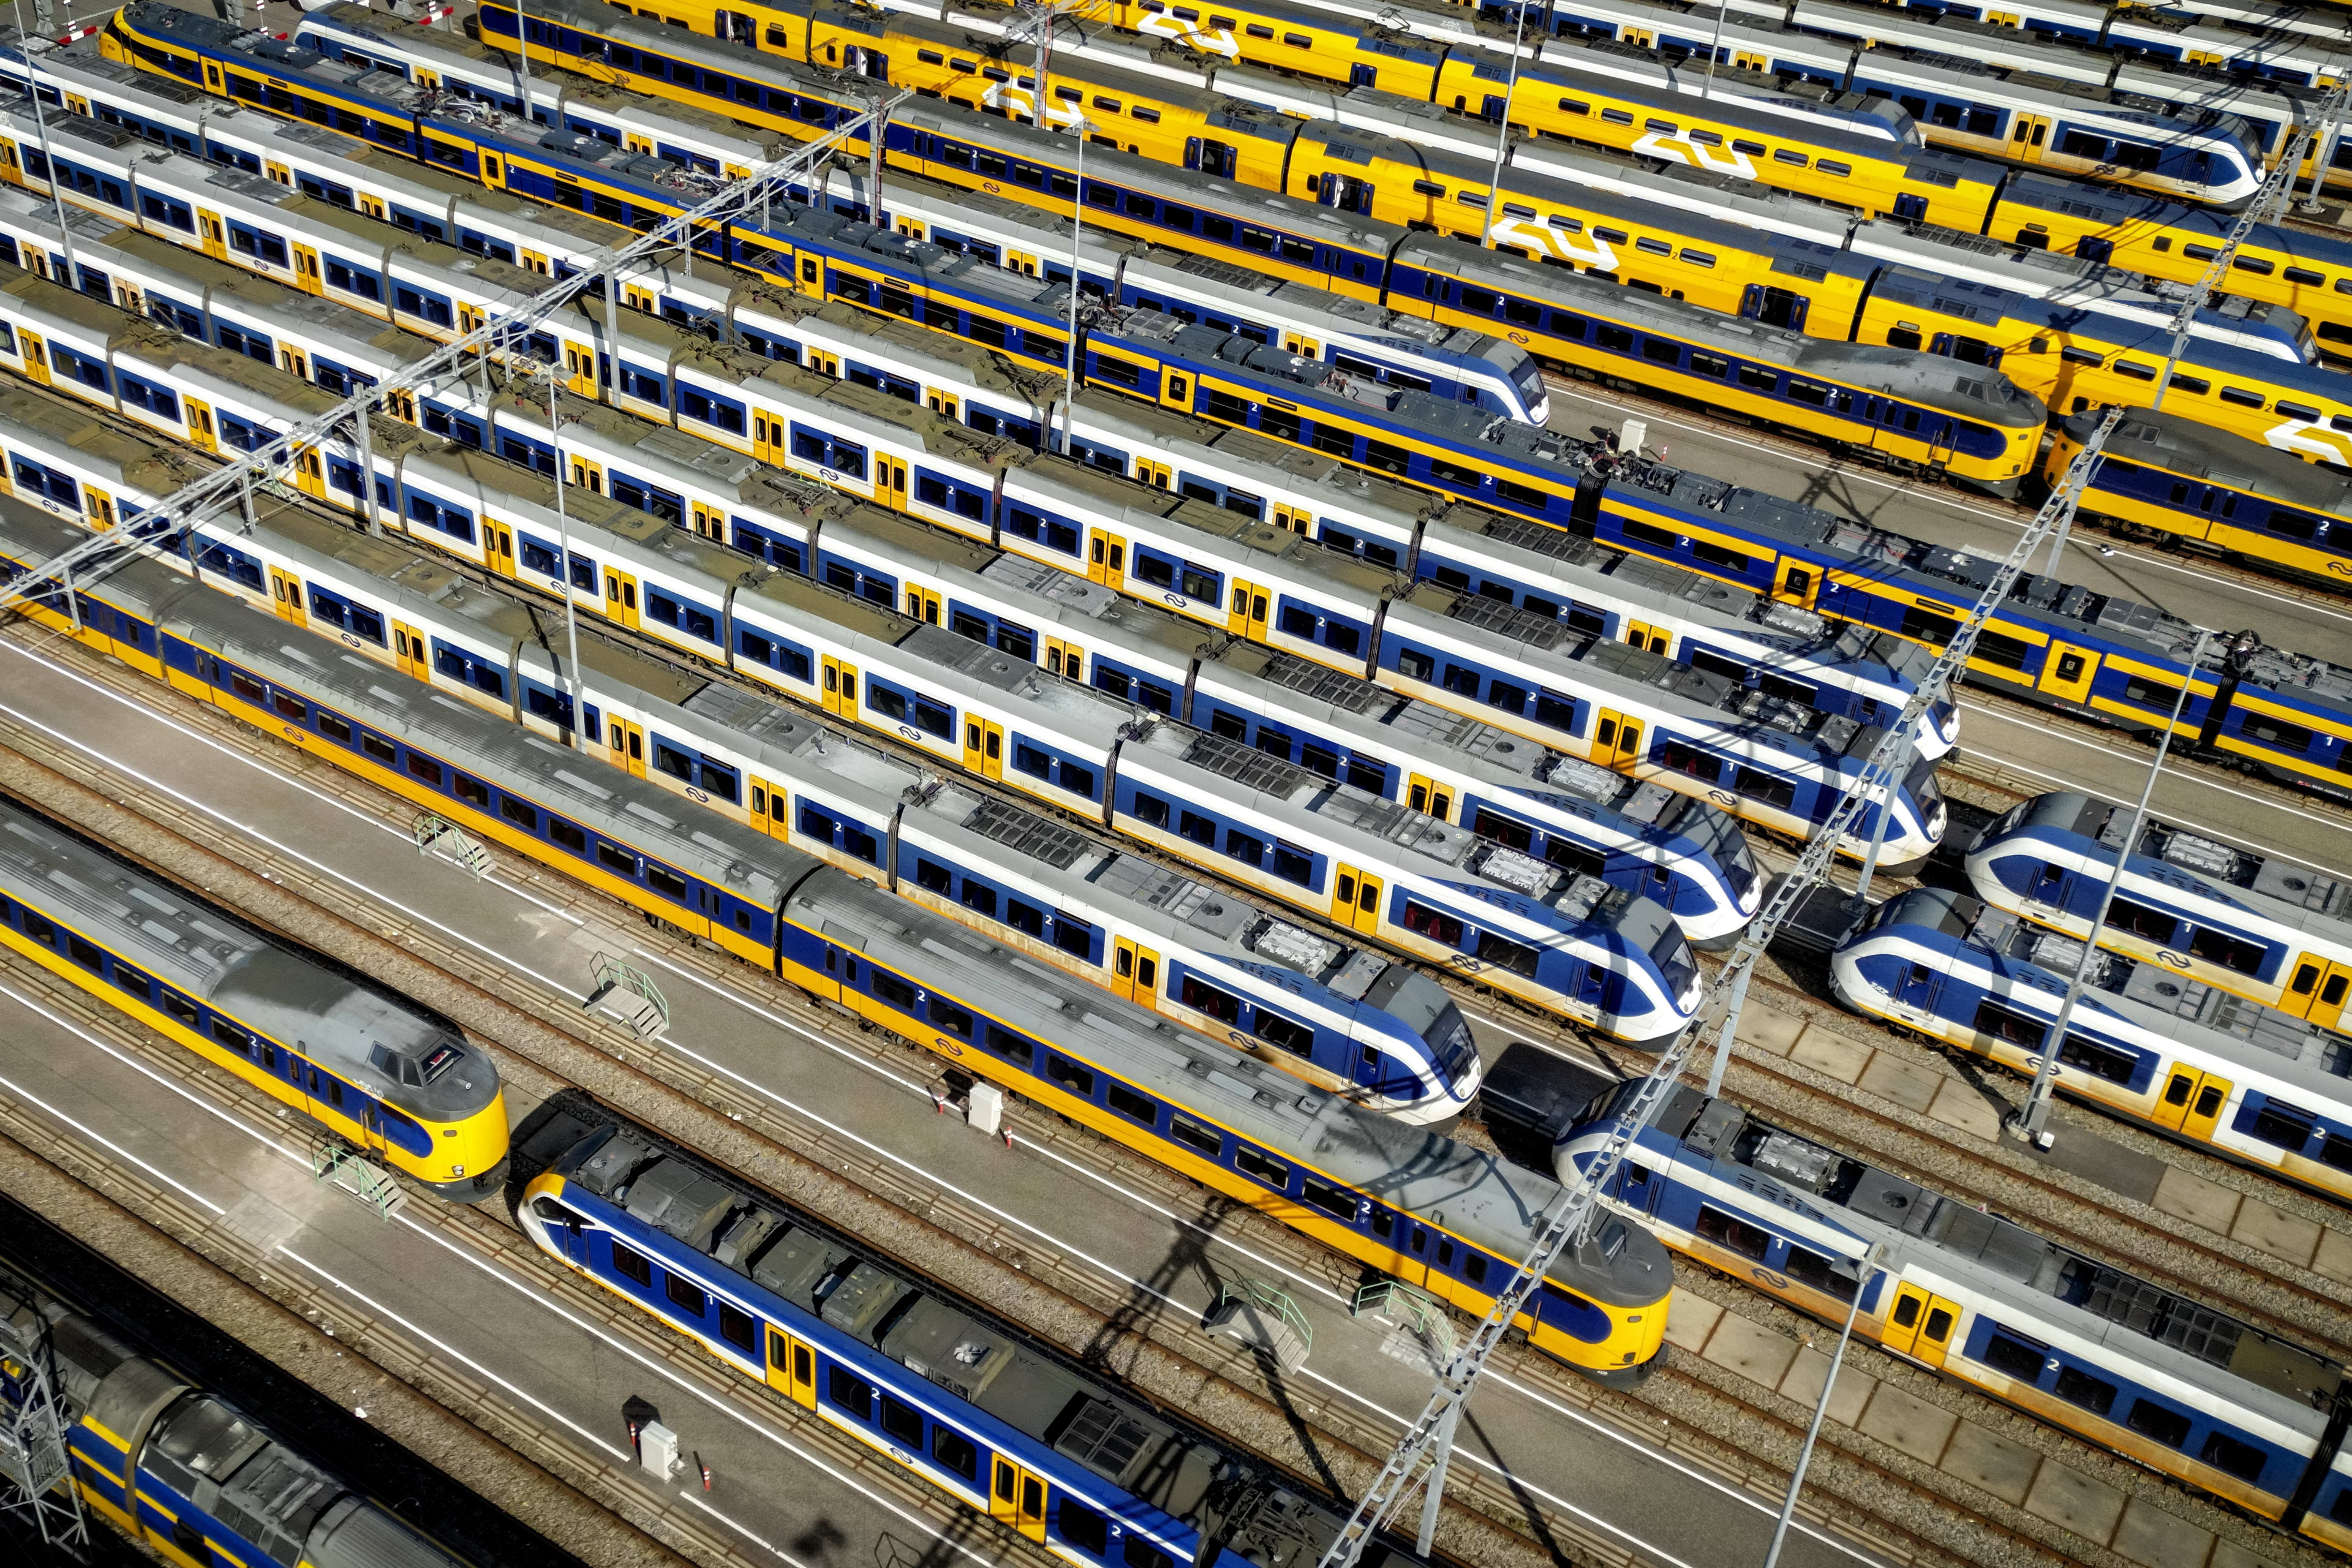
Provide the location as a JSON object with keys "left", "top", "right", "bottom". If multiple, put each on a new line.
{"left": 1182, "top": 976, "right": 1243, "bottom": 1025}
{"left": 1474, "top": 932, "right": 1539, "bottom": 979}
{"left": 1600, "top": 108, "right": 1632, "bottom": 126}
{"left": 405, "top": 753, "right": 444, "bottom": 788}
{"left": 110, "top": 961, "right": 150, "bottom": 1001}
{"left": 2169, "top": 375, "right": 2211, "bottom": 398}
{"left": 1818, "top": 161, "right": 1850, "bottom": 178}
{"left": 361, "top": 733, "right": 396, "bottom": 764}
{"left": 1657, "top": 741, "right": 1722, "bottom": 782}
{"left": 1046, "top": 1056, "right": 1096, "bottom": 1096}
{"left": 1773, "top": 149, "right": 1807, "bottom": 167}
{"left": 611, "top": 1243, "right": 653, "bottom": 1287}
{"left": 63, "top": 933, "right": 104, "bottom": 974}
{"left": 454, "top": 775, "right": 490, "bottom": 809}
{"left": 2199, "top": 1431, "right": 2267, "bottom": 1483}
{"left": 2274, "top": 403, "right": 2321, "bottom": 425}
{"left": 596, "top": 842, "right": 638, "bottom": 878}
{"left": 880, "top": 1394, "right": 924, "bottom": 1448}
{"left": 2052, "top": 1365, "right": 2116, "bottom": 1416}
{"left": 2283, "top": 268, "right": 2324, "bottom": 287}
{"left": 316, "top": 712, "right": 352, "bottom": 744}
{"left": 2321, "top": 1133, "right": 2352, "bottom": 1174}
{"left": 1284, "top": 32, "right": 1311, "bottom": 47}
{"left": 1695, "top": 1205, "right": 1772, "bottom": 1261}
{"left": 551, "top": 820, "right": 589, "bottom": 855}
{"left": 2103, "top": 897, "right": 2177, "bottom": 944}
{"left": 2218, "top": 386, "right": 2264, "bottom": 409}
{"left": 933, "top": 1427, "right": 978, "bottom": 1482}
{"left": 2231, "top": 256, "right": 2274, "bottom": 276}
{"left": 1125, "top": 1539, "right": 1173, "bottom": 1568}
{"left": 1058, "top": 1499, "right": 1109, "bottom": 1557}
{"left": 716, "top": 1302, "right": 754, "bottom": 1352}
{"left": 2111, "top": 361, "right": 2156, "bottom": 382}
{"left": 1235, "top": 1147, "right": 1289, "bottom": 1188}
{"left": 2246, "top": 1100, "right": 2316, "bottom": 1151}
{"left": 1169, "top": 1114, "right": 1224, "bottom": 1157}
{"left": 646, "top": 865, "right": 688, "bottom": 900}
{"left": 1735, "top": 768, "right": 1798, "bottom": 812}
{"left": 2125, "top": 1400, "right": 2190, "bottom": 1449}
{"left": 665, "top": 1272, "right": 707, "bottom": 1316}
{"left": 1107, "top": 1083, "right": 1156, "bottom": 1125}
{"left": 208, "top": 1016, "right": 251, "bottom": 1055}
{"left": 2055, "top": 1035, "right": 2138, "bottom": 1084}
{"left": 872, "top": 972, "right": 918, "bottom": 1011}
{"left": 828, "top": 1367, "right": 874, "bottom": 1421}
{"left": 163, "top": 993, "right": 200, "bottom": 1030}
{"left": 927, "top": 997, "right": 973, "bottom": 1039}
{"left": 2187, "top": 926, "right": 2265, "bottom": 974}
{"left": 2241, "top": 714, "right": 2313, "bottom": 751}
{"left": 1403, "top": 902, "right": 1465, "bottom": 946}
{"left": 1784, "top": 1248, "right": 1857, "bottom": 1302}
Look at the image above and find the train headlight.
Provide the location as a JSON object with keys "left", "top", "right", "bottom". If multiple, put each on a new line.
{"left": 451, "top": 1164, "right": 466, "bottom": 1177}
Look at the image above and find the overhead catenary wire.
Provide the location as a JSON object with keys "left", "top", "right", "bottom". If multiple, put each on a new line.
{"left": 0, "top": 89, "right": 908, "bottom": 614}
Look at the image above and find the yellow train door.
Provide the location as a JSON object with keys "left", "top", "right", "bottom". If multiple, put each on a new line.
{"left": 609, "top": 717, "right": 648, "bottom": 780}
{"left": 1405, "top": 774, "right": 1455, "bottom": 821}
{"left": 195, "top": 211, "right": 229, "bottom": 262}
{"left": 989, "top": 1460, "right": 1047, "bottom": 1544}
{"left": 290, "top": 244, "right": 324, "bottom": 295}
{"left": 1272, "top": 502, "right": 1311, "bottom": 535}
{"left": 17, "top": 330, "right": 47, "bottom": 385}
{"left": 2151, "top": 1068, "right": 2231, "bottom": 1137}
{"left": 391, "top": 624, "right": 432, "bottom": 682}
{"left": 0, "top": 138, "right": 20, "bottom": 189}
{"left": 1333, "top": 867, "right": 1384, "bottom": 933}
{"left": 1623, "top": 619, "right": 1670, "bottom": 654}
{"left": 1882, "top": 1284, "right": 1961, "bottom": 1368}
{"left": 2034, "top": 644, "right": 2095, "bottom": 704}
{"left": 963, "top": 717, "right": 1004, "bottom": 780}
{"left": 1135, "top": 457, "right": 1174, "bottom": 491}
{"left": 2012, "top": 113, "right": 2052, "bottom": 160}
{"left": 904, "top": 586, "right": 941, "bottom": 626}
{"left": 690, "top": 500, "right": 726, "bottom": 543}
{"left": 603, "top": 567, "right": 639, "bottom": 628}
{"left": 485, "top": 520, "right": 518, "bottom": 578}
{"left": 1228, "top": 580, "right": 1270, "bottom": 639}
{"left": 1087, "top": 528, "right": 1126, "bottom": 586}
{"left": 880, "top": 457, "right": 910, "bottom": 511}
{"left": 292, "top": 450, "right": 328, "bottom": 502}
{"left": 753, "top": 414, "right": 787, "bottom": 467}
{"left": 571, "top": 456, "right": 605, "bottom": 496}
{"left": 266, "top": 567, "right": 306, "bottom": 625}
{"left": 1113, "top": 938, "right": 1160, "bottom": 1005}
{"left": 766, "top": 1330, "right": 816, "bottom": 1408}
{"left": 1043, "top": 637, "right": 1084, "bottom": 684}
{"left": 821, "top": 655, "right": 859, "bottom": 720}
{"left": 807, "top": 349, "right": 840, "bottom": 379}
{"left": 1593, "top": 710, "right": 1644, "bottom": 769}
{"left": 183, "top": 399, "right": 218, "bottom": 454}
{"left": 2287, "top": 959, "right": 2352, "bottom": 1030}
{"left": 564, "top": 344, "right": 598, "bottom": 398}
{"left": 925, "top": 391, "right": 959, "bottom": 423}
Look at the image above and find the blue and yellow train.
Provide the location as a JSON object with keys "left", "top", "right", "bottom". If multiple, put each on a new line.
{"left": 0, "top": 513, "right": 1678, "bottom": 1377}
{"left": 0, "top": 789, "right": 508, "bottom": 1197}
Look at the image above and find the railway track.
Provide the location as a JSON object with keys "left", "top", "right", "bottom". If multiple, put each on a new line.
{"left": 0, "top": 597, "right": 2330, "bottom": 1568}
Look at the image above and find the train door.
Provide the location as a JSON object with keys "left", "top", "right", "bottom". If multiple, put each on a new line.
{"left": 2288, "top": 959, "right": 2352, "bottom": 1030}
{"left": 292, "top": 451, "right": 328, "bottom": 502}
{"left": 2152, "top": 1068, "right": 2231, "bottom": 1139}
{"left": 571, "top": 456, "right": 605, "bottom": 496}
{"left": 604, "top": 567, "right": 640, "bottom": 629}
{"left": 1228, "top": 581, "right": 1270, "bottom": 639}
{"left": 266, "top": 567, "right": 306, "bottom": 627}
{"left": 904, "top": 586, "right": 941, "bottom": 626}
{"left": 2011, "top": 113, "right": 2052, "bottom": 160}
{"left": 485, "top": 520, "right": 518, "bottom": 578}
{"left": 807, "top": 349, "right": 840, "bottom": 379}
{"left": 1405, "top": 774, "right": 1454, "bottom": 821}
{"left": 2035, "top": 643, "right": 2097, "bottom": 705}
{"left": 1593, "top": 710, "right": 1644, "bottom": 769}
{"left": 1042, "top": 636, "right": 1084, "bottom": 682}
{"left": 278, "top": 345, "right": 311, "bottom": 383}
{"left": 752, "top": 415, "right": 787, "bottom": 467}
{"left": 821, "top": 655, "right": 860, "bottom": 720}
{"left": 564, "top": 344, "right": 598, "bottom": 398}
{"left": 1281, "top": 330, "right": 1321, "bottom": 359}
{"left": 1134, "top": 457, "right": 1174, "bottom": 491}
{"left": 963, "top": 717, "right": 1004, "bottom": 780}
{"left": 1272, "top": 503, "right": 1312, "bottom": 535}
{"left": 16, "top": 329, "right": 46, "bottom": 385}
{"left": 690, "top": 500, "right": 726, "bottom": 543}
{"left": 880, "top": 457, "right": 910, "bottom": 511}
{"left": 1333, "top": 867, "right": 1384, "bottom": 934}
{"left": 924, "top": 390, "right": 959, "bottom": 423}
{"left": 183, "top": 399, "right": 219, "bottom": 454}
{"left": 1882, "top": 1284, "right": 1961, "bottom": 1368}
{"left": 1113, "top": 938, "right": 1160, "bottom": 1005}
{"left": 989, "top": 1460, "right": 1047, "bottom": 1544}
{"left": 391, "top": 623, "right": 432, "bottom": 681}
{"left": 1623, "top": 619, "right": 1669, "bottom": 654}
{"left": 767, "top": 1330, "right": 817, "bottom": 1408}
{"left": 290, "top": 245, "right": 325, "bottom": 295}
{"left": 195, "top": 212, "right": 229, "bottom": 262}
{"left": 1087, "top": 527, "right": 1126, "bottom": 587}
{"left": 609, "top": 717, "right": 649, "bottom": 780}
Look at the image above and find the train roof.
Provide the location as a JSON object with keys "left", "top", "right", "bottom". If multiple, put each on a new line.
{"left": 1635, "top": 1085, "right": 2342, "bottom": 1426}
{"left": 0, "top": 785, "right": 487, "bottom": 1120}
{"left": 0, "top": 388, "right": 197, "bottom": 495}
{"left": 1393, "top": 237, "right": 2046, "bottom": 425}
{"left": 2080, "top": 408, "right": 2352, "bottom": 522}
{"left": 805, "top": 868, "right": 1672, "bottom": 1307}
{"left": 1994, "top": 791, "right": 2350, "bottom": 938}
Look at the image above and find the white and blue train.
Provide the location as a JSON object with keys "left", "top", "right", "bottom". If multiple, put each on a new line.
{"left": 1556, "top": 1082, "right": 2352, "bottom": 1556}
{"left": 1832, "top": 886, "right": 2352, "bottom": 1204}
{"left": 1967, "top": 791, "right": 2352, "bottom": 1019}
